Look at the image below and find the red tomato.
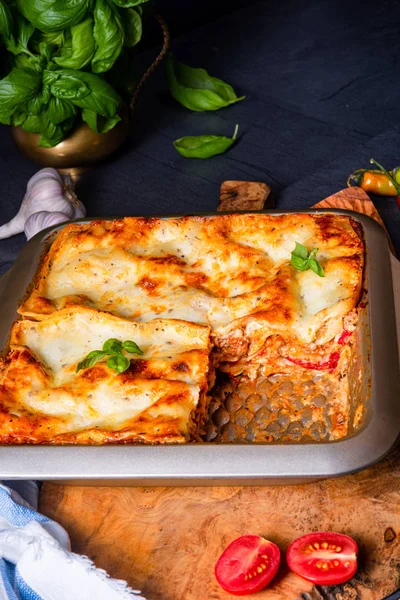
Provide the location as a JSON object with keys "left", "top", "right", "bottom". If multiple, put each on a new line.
{"left": 215, "top": 535, "right": 280, "bottom": 595}
{"left": 337, "top": 329, "right": 353, "bottom": 345}
{"left": 286, "top": 352, "right": 340, "bottom": 371}
{"left": 287, "top": 532, "right": 358, "bottom": 585}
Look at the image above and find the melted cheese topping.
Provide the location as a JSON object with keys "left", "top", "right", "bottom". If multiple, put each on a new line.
{"left": 20, "top": 214, "right": 363, "bottom": 347}
{"left": 0, "top": 307, "right": 211, "bottom": 443}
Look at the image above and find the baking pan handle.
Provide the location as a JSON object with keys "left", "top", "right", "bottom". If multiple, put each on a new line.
{"left": 0, "top": 269, "right": 11, "bottom": 297}
{"left": 390, "top": 252, "right": 400, "bottom": 363}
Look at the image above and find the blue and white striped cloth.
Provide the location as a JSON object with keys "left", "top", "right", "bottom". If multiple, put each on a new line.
{"left": 0, "top": 481, "right": 146, "bottom": 600}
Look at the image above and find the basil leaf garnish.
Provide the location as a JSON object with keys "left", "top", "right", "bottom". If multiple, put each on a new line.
{"left": 173, "top": 124, "right": 239, "bottom": 159}
{"left": 76, "top": 338, "right": 143, "bottom": 375}
{"left": 103, "top": 338, "right": 123, "bottom": 354}
{"left": 122, "top": 340, "right": 144, "bottom": 355}
{"left": 166, "top": 53, "right": 245, "bottom": 112}
{"left": 290, "top": 254, "right": 309, "bottom": 271}
{"left": 292, "top": 242, "right": 309, "bottom": 260}
{"left": 291, "top": 243, "right": 325, "bottom": 277}
{"left": 106, "top": 354, "right": 130, "bottom": 374}
{"left": 76, "top": 350, "right": 108, "bottom": 372}
{"left": 309, "top": 258, "right": 325, "bottom": 277}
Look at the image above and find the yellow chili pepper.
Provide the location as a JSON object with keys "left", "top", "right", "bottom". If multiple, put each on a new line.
{"left": 347, "top": 169, "right": 397, "bottom": 196}
{"left": 348, "top": 159, "right": 400, "bottom": 210}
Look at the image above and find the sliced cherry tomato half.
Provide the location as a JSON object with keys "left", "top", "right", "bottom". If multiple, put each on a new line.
{"left": 287, "top": 532, "right": 358, "bottom": 585}
{"left": 215, "top": 534, "right": 280, "bottom": 596}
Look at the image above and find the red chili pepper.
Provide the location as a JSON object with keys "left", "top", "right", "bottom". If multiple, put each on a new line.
{"left": 337, "top": 329, "right": 352, "bottom": 345}
{"left": 286, "top": 352, "right": 340, "bottom": 371}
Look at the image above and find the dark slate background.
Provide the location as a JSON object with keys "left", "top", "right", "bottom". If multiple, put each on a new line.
{"left": 1, "top": 0, "right": 400, "bottom": 274}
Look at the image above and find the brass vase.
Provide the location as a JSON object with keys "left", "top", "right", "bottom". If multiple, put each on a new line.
{"left": 10, "top": 15, "right": 170, "bottom": 175}
{"left": 11, "top": 115, "right": 130, "bottom": 175}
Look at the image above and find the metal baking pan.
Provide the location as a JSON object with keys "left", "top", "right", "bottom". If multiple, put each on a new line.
{"left": 0, "top": 209, "right": 399, "bottom": 486}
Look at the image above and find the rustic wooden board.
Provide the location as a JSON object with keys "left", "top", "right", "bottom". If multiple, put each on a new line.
{"left": 39, "top": 185, "right": 400, "bottom": 600}
{"left": 40, "top": 448, "right": 400, "bottom": 600}
{"left": 218, "top": 180, "right": 272, "bottom": 211}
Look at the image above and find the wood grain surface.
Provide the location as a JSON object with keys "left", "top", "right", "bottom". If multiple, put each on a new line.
{"left": 312, "top": 186, "right": 384, "bottom": 226}
{"left": 40, "top": 447, "right": 400, "bottom": 600}
{"left": 39, "top": 184, "right": 400, "bottom": 600}
{"left": 218, "top": 180, "right": 272, "bottom": 211}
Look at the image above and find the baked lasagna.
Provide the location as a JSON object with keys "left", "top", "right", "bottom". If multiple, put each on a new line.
{"left": 1, "top": 213, "right": 364, "bottom": 444}
{"left": 0, "top": 307, "right": 212, "bottom": 443}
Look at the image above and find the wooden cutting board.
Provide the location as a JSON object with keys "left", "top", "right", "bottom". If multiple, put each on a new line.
{"left": 39, "top": 184, "right": 400, "bottom": 600}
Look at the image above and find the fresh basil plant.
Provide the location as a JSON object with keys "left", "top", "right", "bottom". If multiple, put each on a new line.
{"left": 0, "top": 0, "right": 151, "bottom": 146}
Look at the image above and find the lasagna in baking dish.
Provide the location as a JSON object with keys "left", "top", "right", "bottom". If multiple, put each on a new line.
{"left": 0, "top": 307, "right": 211, "bottom": 443}
{"left": 1, "top": 213, "right": 364, "bottom": 444}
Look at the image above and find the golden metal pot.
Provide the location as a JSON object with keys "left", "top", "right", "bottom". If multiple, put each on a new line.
{"left": 10, "top": 15, "right": 170, "bottom": 175}
{"left": 11, "top": 115, "right": 129, "bottom": 174}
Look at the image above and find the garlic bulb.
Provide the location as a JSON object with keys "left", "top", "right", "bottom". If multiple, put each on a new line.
{"left": 0, "top": 168, "right": 86, "bottom": 240}
{"left": 24, "top": 211, "right": 72, "bottom": 240}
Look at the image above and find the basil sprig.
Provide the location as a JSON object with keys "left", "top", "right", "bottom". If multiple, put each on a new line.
{"left": 290, "top": 242, "right": 325, "bottom": 277}
{"left": 173, "top": 124, "right": 239, "bottom": 159}
{"left": 106, "top": 354, "right": 130, "bottom": 374}
{"left": 76, "top": 337, "right": 144, "bottom": 374}
{"left": 166, "top": 53, "right": 244, "bottom": 112}
{"left": 76, "top": 349, "right": 108, "bottom": 371}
